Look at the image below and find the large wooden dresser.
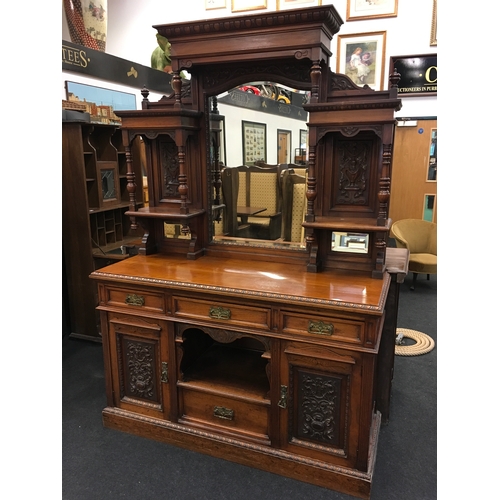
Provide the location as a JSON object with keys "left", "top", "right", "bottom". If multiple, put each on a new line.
{"left": 90, "top": 5, "right": 403, "bottom": 498}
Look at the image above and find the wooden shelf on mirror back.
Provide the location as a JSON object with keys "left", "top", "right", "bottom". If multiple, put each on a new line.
{"left": 62, "top": 121, "right": 145, "bottom": 341}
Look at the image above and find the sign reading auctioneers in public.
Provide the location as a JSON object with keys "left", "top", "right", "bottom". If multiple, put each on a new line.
{"left": 389, "top": 54, "right": 437, "bottom": 97}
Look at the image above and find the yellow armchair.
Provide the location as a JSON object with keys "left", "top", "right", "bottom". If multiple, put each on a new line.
{"left": 390, "top": 219, "right": 437, "bottom": 290}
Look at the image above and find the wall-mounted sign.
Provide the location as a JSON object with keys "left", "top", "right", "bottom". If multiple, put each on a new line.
{"left": 62, "top": 40, "right": 173, "bottom": 95}
{"left": 389, "top": 54, "right": 437, "bottom": 97}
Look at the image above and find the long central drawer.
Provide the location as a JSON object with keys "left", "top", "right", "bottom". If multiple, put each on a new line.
{"left": 173, "top": 296, "right": 272, "bottom": 330}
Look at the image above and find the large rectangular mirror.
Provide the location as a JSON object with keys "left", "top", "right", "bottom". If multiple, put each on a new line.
{"left": 210, "top": 82, "right": 310, "bottom": 250}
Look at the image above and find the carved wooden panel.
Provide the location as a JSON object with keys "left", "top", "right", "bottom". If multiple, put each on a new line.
{"left": 321, "top": 132, "right": 379, "bottom": 218}
{"left": 291, "top": 367, "right": 346, "bottom": 450}
{"left": 201, "top": 61, "right": 311, "bottom": 94}
{"left": 119, "top": 337, "right": 160, "bottom": 403}
{"left": 108, "top": 313, "right": 166, "bottom": 415}
{"left": 160, "top": 137, "right": 179, "bottom": 199}
{"left": 336, "top": 140, "right": 371, "bottom": 206}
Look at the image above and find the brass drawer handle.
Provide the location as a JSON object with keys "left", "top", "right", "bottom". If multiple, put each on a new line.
{"left": 214, "top": 406, "right": 234, "bottom": 420}
{"left": 308, "top": 320, "right": 334, "bottom": 336}
{"left": 209, "top": 306, "right": 231, "bottom": 320}
{"left": 125, "top": 294, "right": 145, "bottom": 306}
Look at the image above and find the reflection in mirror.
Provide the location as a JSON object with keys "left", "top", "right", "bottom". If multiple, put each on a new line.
{"left": 423, "top": 194, "right": 436, "bottom": 222}
{"left": 210, "top": 82, "right": 309, "bottom": 250}
{"left": 331, "top": 232, "right": 369, "bottom": 254}
{"left": 101, "top": 169, "right": 116, "bottom": 200}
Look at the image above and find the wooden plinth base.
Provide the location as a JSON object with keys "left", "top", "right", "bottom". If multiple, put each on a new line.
{"left": 102, "top": 407, "right": 381, "bottom": 499}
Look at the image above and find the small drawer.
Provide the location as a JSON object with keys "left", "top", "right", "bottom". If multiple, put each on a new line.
{"left": 179, "top": 388, "right": 270, "bottom": 442}
{"left": 173, "top": 296, "right": 271, "bottom": 330}
{"left": 103, "top": 286, "right": 166, "bottom": 314}
{"left": 281, "top": 312, "right": 363, "bottom": 344}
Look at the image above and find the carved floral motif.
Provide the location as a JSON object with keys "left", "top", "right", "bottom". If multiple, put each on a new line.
{"left": 160, "top": 139, "right": 179, "bottom": 198}
{"left": 125, "top": 340, "right": 156, "bottom": 400}
{"left": 338, "top": 140, "right": 369, "bottom": 204}
{"left": 298, "top": 372, "right": 341, "bottom": 445}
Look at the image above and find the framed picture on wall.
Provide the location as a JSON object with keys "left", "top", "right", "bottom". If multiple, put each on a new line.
{"left": 430, "top": 0, "right": 437, "bottom": 46}
{"left": 277, "top": 0, "right": 321, "bottom": 10}
{"left": 242, "top": 121, "right": 266, "bottom": 165}
{"left": 346, "top": 0, "right": 398, "bottom": 21}
{"left": 65, "top": 81, "right": 137, "bottom": 125}
{"left": 231, "top": 0, "right": 267, "bottom": 13}
{"left": 336, "top": 31, "right": 387, "bottom": 91}
{"left": 206, "top": 0, "right": 226, "bottom": 9}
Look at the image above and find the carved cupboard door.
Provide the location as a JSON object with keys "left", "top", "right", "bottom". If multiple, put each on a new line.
{"left": 106, "top": 312, "right": 171, "bottom": 420}
{"left": 278, "top": 341, "right": 369, "bottom": 471}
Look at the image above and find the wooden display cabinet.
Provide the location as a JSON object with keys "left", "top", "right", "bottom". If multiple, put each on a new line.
{"left": 90, "top": 5, "right": 403, "bottom": 498}
{"left": 63, "top": 120, "right": 145, "bottom": 341}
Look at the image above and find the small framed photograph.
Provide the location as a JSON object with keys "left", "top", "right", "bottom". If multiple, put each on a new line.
{"left": 231, "top": 0, "right": 267, "bottom": 13}
{"left": 242, "top": 121, "right": 266, "bottom": 165}
{"left": 277, "top": 0, "right": 321, "bottom": 10}
{"left": 206, "top": 0, "right": 226, "bottom": 9}
{"left": 346, "top": 0, "right": 398, "bottom": 21}
{"left": 336, "top": 31, "right": 387, "bottom": 91}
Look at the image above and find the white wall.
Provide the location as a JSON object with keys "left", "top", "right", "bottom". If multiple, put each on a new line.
{"left": 62, "top": 0, "right": 438, "bottom": 117}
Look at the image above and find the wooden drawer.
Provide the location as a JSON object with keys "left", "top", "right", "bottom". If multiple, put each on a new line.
{"left": 173, "top": 296, "right": 271, "bottom": 330}
{"left": 179, "top": 387, "right": 270, "bottom": 444}
{"left": 103, "top": 286, "right": 166, "bottom": 314}
{"left": 281, "top": 311, "right": 363, "bottom": 344}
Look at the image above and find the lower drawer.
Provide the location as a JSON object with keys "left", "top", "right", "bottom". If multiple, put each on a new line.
{"left": 179, "top": 387, "right": 270, "bottom": 444}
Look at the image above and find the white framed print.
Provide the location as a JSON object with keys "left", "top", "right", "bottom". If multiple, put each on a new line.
{"left": 231, "top": 0, "right": 267, "bottom": 13}
{"left": 206, "top": 0, "right": 226, "bottom": 10}
{"left": 346, "top": 0, "right": 398, "bottom": 21}
{"left": 277, "top": 0, "right": 321, "bottom": 10}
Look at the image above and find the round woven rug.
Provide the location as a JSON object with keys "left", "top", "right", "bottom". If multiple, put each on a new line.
{"left": 395, "top": 328, "right": 435, "bottom": 356}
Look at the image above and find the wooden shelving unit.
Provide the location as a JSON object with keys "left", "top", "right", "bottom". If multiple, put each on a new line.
{"left": 62, "top": 120, "right": 144, "bottom": 341}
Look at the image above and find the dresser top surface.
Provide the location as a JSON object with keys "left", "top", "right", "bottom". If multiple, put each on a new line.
{"left": 91, "top": 254, "right": 390, "bottom": 314}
